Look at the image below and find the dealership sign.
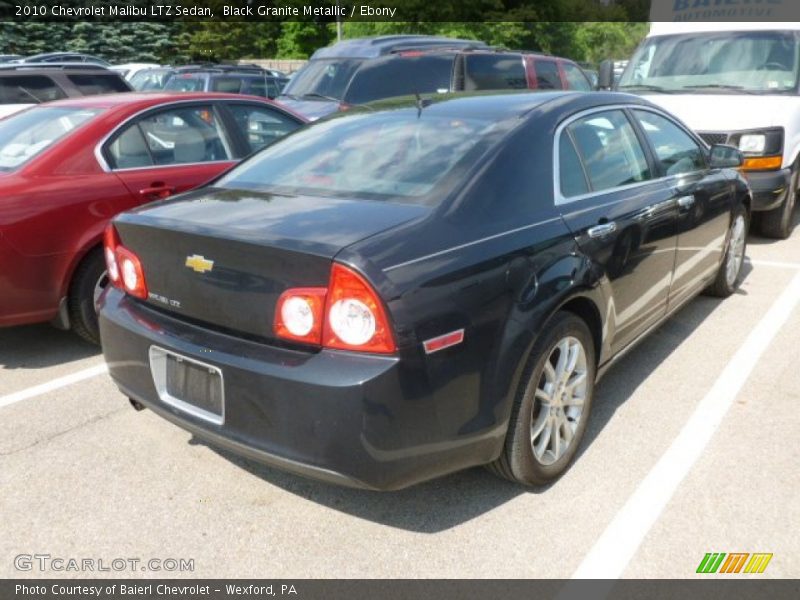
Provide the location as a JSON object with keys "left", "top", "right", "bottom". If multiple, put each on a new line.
{"left": 650, "top": 0, "right": 800, "bottom": 21}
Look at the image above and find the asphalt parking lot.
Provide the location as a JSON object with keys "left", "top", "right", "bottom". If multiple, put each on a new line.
{"left": 1, "top": 211, "right": 799, "bottom": 580}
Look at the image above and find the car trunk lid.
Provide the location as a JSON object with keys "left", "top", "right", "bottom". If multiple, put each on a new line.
{"left": 112, "top": 187, "right": 428, "bottom": 340}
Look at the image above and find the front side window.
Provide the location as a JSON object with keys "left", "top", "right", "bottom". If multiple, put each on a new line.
{"left": 0, "top": 75, "right": 67, "bottom": 104}
{"left": 619, "top": 30, "right": 800, "bottom": 93}
{"left": 535, "top": 59, "right": 562, "bottom": 90}
{"left": 108, "top": 105, "right": 232, "bottom": 168}
{"left": 563, "top": 110, "right": 651, "bottom": 194}
{"left": 218, "top": 112, "right": 503, "bottom": 202}
{"left": 280, "top": 59, "right": 363, "bottom": 100}
{"left": 0, "top": 106, "right": 102, "bottom": 171}
{"left": 633, "top": 110, "right": 706, "bottom": 176}
{"left": 464, "top": 54, "right": 527, "bottom": 90}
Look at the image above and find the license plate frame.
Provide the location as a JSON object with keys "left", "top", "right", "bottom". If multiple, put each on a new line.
{"left": 149, "top": 346, "right": 224, "bottom": 425}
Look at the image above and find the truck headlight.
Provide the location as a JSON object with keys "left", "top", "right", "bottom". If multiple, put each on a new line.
{"left": 739, "top": 134, "right": 766, "bottom": 153}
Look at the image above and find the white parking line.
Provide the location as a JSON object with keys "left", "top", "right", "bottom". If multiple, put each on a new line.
{"left": 0, "top": 363, "right": 108, "bottom": 409}
{"left": 747, "top": 258, "right": 800, "bottom": 270}
{"left": 572, "top": 269, "right": 800, "bottom": 579}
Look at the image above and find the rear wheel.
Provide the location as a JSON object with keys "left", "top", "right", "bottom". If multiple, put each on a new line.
{"left": 706, "top": 205, "right": 748, "bottom": 298}
{"left": 489, "top": 312, "right": 596, "bottom": 486}
{"left": 67, "top": 249, "right": 108, "bottom": 345}
{"left": 758, "top": 165, "right": 797, "bottom": 239}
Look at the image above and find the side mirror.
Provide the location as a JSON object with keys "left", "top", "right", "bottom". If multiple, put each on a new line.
{"left": 709, "top": 144, "right": 744, "bottom": 169}
{"left": 598, "top": 60, "right": 614, "bottom": 90}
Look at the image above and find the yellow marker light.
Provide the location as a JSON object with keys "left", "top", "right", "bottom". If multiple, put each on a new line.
{"left": 741, "top": 156, "right": 783, "bottom": 171}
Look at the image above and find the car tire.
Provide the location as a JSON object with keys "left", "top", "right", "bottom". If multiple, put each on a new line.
{"left": 705, "top": 204, "right": 748, "bottom": 298}
{"left": 67, "top": 248, "right": 108, "bottom": 345}
{"left": 489, "top": 311, "right": 596, "bottom": 486}
{"left": 758, "top": 165, "right": 797, "bottom": 239}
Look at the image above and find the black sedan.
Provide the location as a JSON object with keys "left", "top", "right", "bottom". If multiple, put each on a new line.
{"left": 99, "top": 92, "right": 750, "bottom": 490}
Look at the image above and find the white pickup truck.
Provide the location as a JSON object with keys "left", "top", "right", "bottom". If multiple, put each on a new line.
{"left": 615, "top": 22, "right": 800, "bottom": 239}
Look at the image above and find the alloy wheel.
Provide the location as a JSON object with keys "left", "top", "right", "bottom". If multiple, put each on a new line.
{"left": 530, "top": 336, "right": 588, "bottom": 465}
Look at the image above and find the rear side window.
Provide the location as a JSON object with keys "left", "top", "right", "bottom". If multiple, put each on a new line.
{"left": 534, "top": 59, "right": 562, "bottom": 90}
{"left": 107, "top": 125, "right": 152, "bottom": 169}
{"left": 562, "top": 62, "right": 592, "bottom": 91}
{"left": 226, "top": 103, "right": 301, "bottom": 153}
{"left": 559, "top": 135, "right": 590, "bottom": 198}
{"left": 463, "top": 54, "right": 527, "bottom": 90}
{"left": 211, "top": 77, "right": 243, "bottom": 94}
{"left": 66, "top": 74, "right": 129, "bottom": 95}
{"left": 0, "top": 75, "right": 67, "bottom": 104}
{"left": 344, "top": 55, "right": 454, "bottom": 105}
{"left": 633, "top": 109, "right": 706, "bottom": 176}
{"left": 563, "top": 110, "right": 651, "bottom": 195}
{"left": 107, "top": 105, "right": 233, "bottom": 168}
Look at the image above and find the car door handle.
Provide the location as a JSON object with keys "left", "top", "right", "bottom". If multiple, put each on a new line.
{"left": 677, "top": 195, "right": 696, "bottom": 211}
{"left": 587, "top": 221, "right": 618, "bottom": 239}
{"left": 139, "top": 184, "right": 176, "bottom": 199}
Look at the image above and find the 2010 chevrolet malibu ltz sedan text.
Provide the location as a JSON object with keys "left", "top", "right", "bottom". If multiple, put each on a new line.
{"left": 99, "top": 92, "right": 751, "bottom": 490}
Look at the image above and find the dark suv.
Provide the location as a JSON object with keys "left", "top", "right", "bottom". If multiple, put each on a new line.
{"left": 163, "top": 65, "right": 289, "bottom": 99}
{"left": 0, "top": 63, "right": 131, "bottom": 119}
{"left": 278, "top": 35, "right": 594, "bottom": 119}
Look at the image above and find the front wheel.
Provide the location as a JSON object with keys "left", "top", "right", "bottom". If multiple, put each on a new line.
{"left": 489, "top": 312, "right": 596, "bottom": 486}
{"left": 758, "top": 167, "right": 797, "bottom": 239}
{"left": 706, "top": 205, "right": 748, "bottom": 298}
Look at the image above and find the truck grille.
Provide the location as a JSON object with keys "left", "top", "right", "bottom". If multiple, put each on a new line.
{"left": 698, "top": 132, "right": 729, "bottom": 146}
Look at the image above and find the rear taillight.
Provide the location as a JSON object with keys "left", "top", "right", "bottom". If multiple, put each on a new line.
{"left": 273, "top": 287, "right": 326, "bottom": 345}
{"left": 104, "top": 224, "right": 148, "bottom": 300}
{"left": 273, "top": 263, "right": 396, "bottom": 354}
{"left": 103, "top": 224, "right": 120, "bottom": 285}
{"left": 323, "top": 263, "right": 396, "bottom": 354}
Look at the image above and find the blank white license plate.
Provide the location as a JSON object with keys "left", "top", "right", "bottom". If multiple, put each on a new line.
{"left": 149, "top": 347, "right": 224, "bottom": 425}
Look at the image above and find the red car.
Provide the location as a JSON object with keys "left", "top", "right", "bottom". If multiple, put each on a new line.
{"left": 0, "top": 92, "right": 305, "bottom": 343}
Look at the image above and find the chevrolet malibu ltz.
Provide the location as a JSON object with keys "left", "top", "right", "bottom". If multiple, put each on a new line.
{"left": 99, "top": 92, "right": 751, "bottom": 490}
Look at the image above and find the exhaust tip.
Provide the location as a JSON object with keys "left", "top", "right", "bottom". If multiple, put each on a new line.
{"left": 128, "top": 398, "right": 146, "bottom": 412}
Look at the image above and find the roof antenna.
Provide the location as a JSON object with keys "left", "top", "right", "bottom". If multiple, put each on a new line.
{"left": 414, "top": 91, "right": 430, "bottom": 117}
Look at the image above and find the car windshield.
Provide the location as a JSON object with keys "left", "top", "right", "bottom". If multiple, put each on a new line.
{"left": 217, "top": 111, "right": 501, "bottom": 202}
{"left": 619, "top": 30, "right": 800, "bottom": 93}
{"left": 280, "top": 59, "right": 363, "bottom": 100}
{"left": 0, "top": 106, "right": 102, "bottom": 171}
{"left": 130, "top": 69, "right": 173, "bottom": 91}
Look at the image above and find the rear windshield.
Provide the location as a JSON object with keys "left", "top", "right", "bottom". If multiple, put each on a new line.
{"left": 66, "top": 74, "right": 130, "bottom": 95}
{"left": 0, "top": 106, "right": 102, "bottom": 171}
{"left": 217, "top": 111, "right": 502, "bottom": 202}
{"left": 280, "top": 59, "right": 363, "bottom": 100}
{"left": 344, "top": 55, "right": 454, "bottom": 104}
{"left": 164, "top": 75, "right": 206, "bottom": 92}
{"left": 0, "top": 75, "right": 67, "bottom": 104}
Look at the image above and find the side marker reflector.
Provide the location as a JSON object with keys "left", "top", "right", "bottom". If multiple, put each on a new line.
{"left": 423, "top": 329, "right": 465, "bottom": 354}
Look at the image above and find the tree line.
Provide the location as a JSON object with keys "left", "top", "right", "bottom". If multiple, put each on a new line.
{"left": 0, "top": 3, "right": 649, "bottom": 66}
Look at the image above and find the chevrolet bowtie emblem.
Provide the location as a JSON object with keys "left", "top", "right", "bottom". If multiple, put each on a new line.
{"left": 185, "top": 254, "right": 214, "bottom": 274}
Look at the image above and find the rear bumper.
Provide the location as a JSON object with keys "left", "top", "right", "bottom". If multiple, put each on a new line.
{"left": 745, "top": 168, "right": 791, "bottom": 212}
{"left": 99, "top": 289, "right": 502, "bottom": 490}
